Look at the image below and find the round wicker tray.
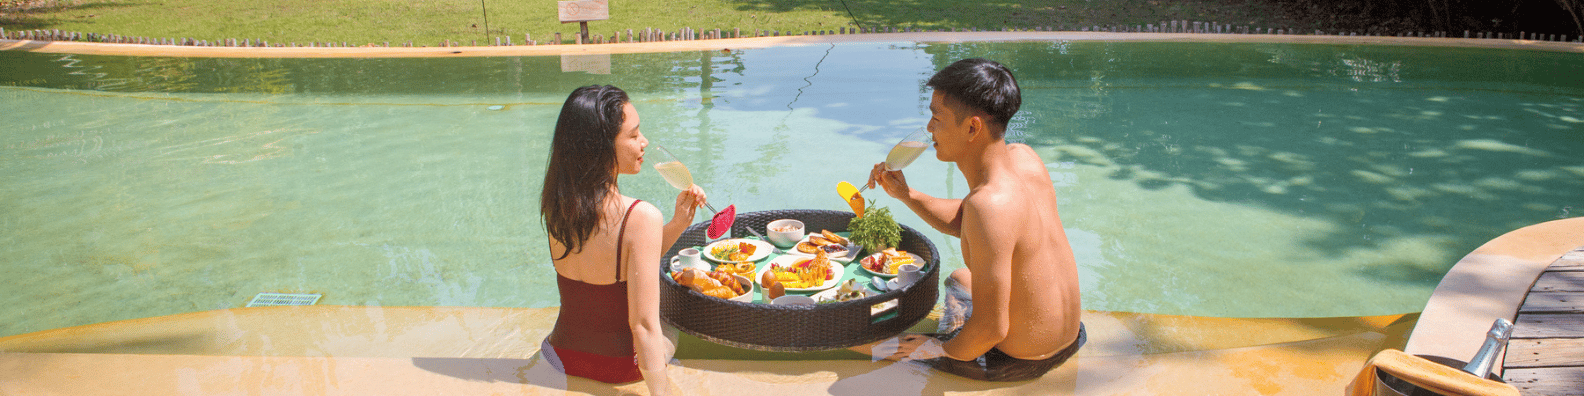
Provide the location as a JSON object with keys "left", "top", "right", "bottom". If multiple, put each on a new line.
{"left": 659, "top": 209, "right": 940, "bottom": 352}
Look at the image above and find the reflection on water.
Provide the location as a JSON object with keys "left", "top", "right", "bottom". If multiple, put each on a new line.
{"left": 0, "top": 42, "right": 1580, "bottom": 338}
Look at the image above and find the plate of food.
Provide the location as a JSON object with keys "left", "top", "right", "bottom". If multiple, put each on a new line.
{"left": 711, "top": 262, "right": 758, "bottom": 279}
{"left": 671, "top": 268, "right": 754, "bottom": 303}
{"left": 858, "top": 248, "right": 921, "bottom": 278}
{"left": 786, "top": 230, "right": 860, "bottom": 262}
{"left": 756, "top": 252, "right": 846, "bottom": 292}
{"left": 812, "top": 280, "right": 900, "bottom": 315}
{"left": 703, "top": 238, "right": 774, "bottom": 263}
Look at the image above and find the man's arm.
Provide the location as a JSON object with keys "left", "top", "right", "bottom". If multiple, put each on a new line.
{"left": 869, "top": 163, "right": 964, "bottom": 237}
{"left": 938, "top": 194, "right": 1017, "bottom": 360}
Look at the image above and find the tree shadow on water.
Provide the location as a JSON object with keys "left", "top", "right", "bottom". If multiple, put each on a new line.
{"left": 921, "top": 42, "right": 1584, "bottom": 294}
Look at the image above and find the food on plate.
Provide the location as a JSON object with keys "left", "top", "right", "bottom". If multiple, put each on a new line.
{"left": 714, "top": 262, "right": 756, "bottom": 277}
{"left": 763, "top": 249, "right": 836, "bottom": 289}
{"left": 795, "top": 230, "right": 850, "bottom": 256}
{"left": 711, "top": 240, "right": 758, "bottom": 262}
{"left": 673, "top": 268, "right": 745, "bottom": 299}
{"left": 862, "top": 248, "right": 916, "bottom": 275}
{"left": 820, "top": 230, "right": 849, "bottom": 246}
{"left": 795, "top": 240, "right": 821, "bottom": 254}
{"left": 817, "top": 280, "right": 866, "bottom": 303}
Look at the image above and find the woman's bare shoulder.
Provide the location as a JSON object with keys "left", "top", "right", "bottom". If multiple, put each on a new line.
{"left": 624, "top": 198, "right": 664, "bottom": 225}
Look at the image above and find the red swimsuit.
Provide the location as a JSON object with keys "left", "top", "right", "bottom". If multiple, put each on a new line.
{"left": 545, "top": 200, "right": 644, "bottom": 384}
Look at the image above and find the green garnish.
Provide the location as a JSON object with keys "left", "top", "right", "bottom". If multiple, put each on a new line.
{"left": 847, "top": 200, "right": 901, "bottom": 255}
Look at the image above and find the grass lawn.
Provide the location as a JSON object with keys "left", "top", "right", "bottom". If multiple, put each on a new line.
{"left": 3, "top": 0, "right": 1578, "bottom": 45}
{"left": 3, "top": 0, "right": 1337, "bottom": 46}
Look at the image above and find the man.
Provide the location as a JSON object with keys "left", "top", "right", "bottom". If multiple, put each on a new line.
{"left": 858, "top": 58, "right": 1084, "bottom": 382}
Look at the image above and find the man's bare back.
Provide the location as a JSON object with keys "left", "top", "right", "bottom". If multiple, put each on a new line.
{"left": 964, "top": 143, "right": 1081, "bottom": 359}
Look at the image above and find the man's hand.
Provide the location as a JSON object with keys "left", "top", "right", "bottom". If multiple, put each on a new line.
{"left": 880, "top": 334, "right": 948, "bottom": 361}
{"left": 868, "top": 162, "right": 911, "bottom": 200}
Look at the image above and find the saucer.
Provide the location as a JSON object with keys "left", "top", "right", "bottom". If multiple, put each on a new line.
{"left": 871, "top": 277, "right": 902, "bottom": 292}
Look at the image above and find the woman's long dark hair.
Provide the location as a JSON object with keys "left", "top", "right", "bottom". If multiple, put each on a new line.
{"left": 541, "top": 85, "right": 631, "bottom": 260}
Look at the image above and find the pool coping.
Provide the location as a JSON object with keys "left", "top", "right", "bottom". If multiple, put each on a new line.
{"left": 1402, "top": 217, "right": 1584, "bottom": 374}
{"left": 0, "top": 306, "right": 1416, "bottom": 395}
{"left": 4, "top": 32, "right": 1584, "bottom": 58}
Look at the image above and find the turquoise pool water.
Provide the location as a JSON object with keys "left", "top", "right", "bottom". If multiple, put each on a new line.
{"left": 1, "top": 41, "right": 1580, "bottom": 338}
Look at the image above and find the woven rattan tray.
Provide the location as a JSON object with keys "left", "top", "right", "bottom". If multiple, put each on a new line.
{"left": 659, "top": 209, "right": 940, "bottom": 352}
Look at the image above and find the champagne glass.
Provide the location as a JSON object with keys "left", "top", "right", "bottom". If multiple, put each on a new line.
{"left": 857, "top": 127, "right": 933, "bottom": 195}
{"left": 651, "top": 144, "right": 764, "bottom": 240}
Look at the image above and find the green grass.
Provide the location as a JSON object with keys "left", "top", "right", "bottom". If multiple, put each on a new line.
{"left": 0, "top": 0, "right": 1376, "bottom": 46}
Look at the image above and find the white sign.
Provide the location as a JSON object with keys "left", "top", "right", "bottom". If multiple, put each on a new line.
{"left": 557, "top": 0, "right": 609, "bottom": 23}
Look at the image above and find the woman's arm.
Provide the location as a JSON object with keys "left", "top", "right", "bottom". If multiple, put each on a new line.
{"left": 661, "top": 185, "right": 706, "bottom": 251}
{"left": 625, "top": 202, "right": 678, "bottom": 396}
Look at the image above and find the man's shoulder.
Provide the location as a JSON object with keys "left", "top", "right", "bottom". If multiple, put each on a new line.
{"left": 962, "top": 180, "right": 1025, "bottom": 216}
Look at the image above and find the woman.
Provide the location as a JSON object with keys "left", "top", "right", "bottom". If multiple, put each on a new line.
{"left": 539, "top": 85, "right": 704, "bottom": 395}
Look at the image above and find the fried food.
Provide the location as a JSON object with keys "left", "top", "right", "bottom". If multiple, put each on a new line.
{"left": 797, "top": 231, "right": 851, "bottom": 256}
{"left": 714, "top": 262, "right": 756, "bottom": 277}
{"left": 820, "top": 230, "right": 849, "bottom": 246}
{"left": 673, "top": 268, "right": 743, "bottom": 299}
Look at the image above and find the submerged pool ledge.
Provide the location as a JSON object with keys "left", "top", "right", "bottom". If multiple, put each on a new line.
{"left": 4, "top": 32, "right": 1583, "bottom": 59}
{"left": 0, "top": 305, "right": 1415, "bottom": 394}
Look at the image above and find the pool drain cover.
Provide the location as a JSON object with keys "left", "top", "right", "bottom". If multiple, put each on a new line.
{"left": 247, "top": 292, "right": 322, "bottom": 307}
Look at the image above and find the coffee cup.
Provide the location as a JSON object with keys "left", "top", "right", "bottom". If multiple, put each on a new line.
{"left": 671, "top": 248, "right": 707, "bottom": 272}
{"left": 896, "top": 264, "right": 923, "bottom": 287}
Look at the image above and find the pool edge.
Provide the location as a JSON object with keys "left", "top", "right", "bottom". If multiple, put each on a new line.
{"left": 3, "top": 32, "right": 1583, "bottom": 58}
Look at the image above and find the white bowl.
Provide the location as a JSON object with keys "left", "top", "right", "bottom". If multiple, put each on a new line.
{"left": 771, "top": 295, "right": 816, "bottom": 306}
{"left": 728, "top": 275, "right": 755, "bottom": 303}
{"left": 765, "top": 219, "right": 805, "bottom": 248}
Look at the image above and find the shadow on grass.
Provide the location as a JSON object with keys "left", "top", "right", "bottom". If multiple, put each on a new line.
{"left": 1, "top": 1, "right": 139, "bottom": 31}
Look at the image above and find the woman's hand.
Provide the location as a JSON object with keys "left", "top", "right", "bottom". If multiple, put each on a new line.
{"left": 672, "top": 185, "right": 707, "bottom": 222}
{"left": 868, "top": 162, "right": 911, "bottom": 199}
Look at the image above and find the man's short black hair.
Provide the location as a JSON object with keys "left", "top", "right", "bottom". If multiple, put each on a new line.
{"left": 926, "top": 58, "right": 1021, "bottom": 139}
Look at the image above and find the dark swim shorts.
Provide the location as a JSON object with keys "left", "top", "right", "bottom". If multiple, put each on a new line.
{"left": 917, "top": 276, "right": 1085, "bottom": 382}
{"left": 918, "top": 323, "right": 1086, "bottom": 382}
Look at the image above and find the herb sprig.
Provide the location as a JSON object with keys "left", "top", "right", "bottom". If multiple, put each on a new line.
{"left": 847, "top": 200, "right": 901, "bottom": 255}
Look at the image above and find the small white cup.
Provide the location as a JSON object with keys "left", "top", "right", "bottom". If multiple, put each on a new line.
{"left": 895, "top": 264, "right": 923, "bottom": 287}
{"left": 671, "top": 248, "right": 707, "bottom": 272}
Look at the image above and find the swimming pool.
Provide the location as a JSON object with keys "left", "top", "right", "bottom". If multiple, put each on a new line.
{"left": 2, "top": 40, "right": 1580, "bottom": 338}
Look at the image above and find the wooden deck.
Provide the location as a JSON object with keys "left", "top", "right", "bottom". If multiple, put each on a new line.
{"left": 1504, "top": 246, "right": 1584, "bottom": 396}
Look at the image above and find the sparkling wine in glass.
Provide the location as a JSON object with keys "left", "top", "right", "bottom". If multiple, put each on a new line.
{"left": 651, "top": 144, "right": 764, "bottom": 240}
{"left": 859, "top": 128, "right": 933, "bottom": 194}
{"left": 883, "top": 128, "right": 933, "bottom": 171}
{"left": 653, "top": 157, "right": 694, "bottom": 191}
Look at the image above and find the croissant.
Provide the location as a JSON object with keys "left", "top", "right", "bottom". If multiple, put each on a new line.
{"left": 708, "top": 271, "right": 745, "bottom": 295}
{"left": 701, "top": 286, "right": 738, "bottom": 299}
